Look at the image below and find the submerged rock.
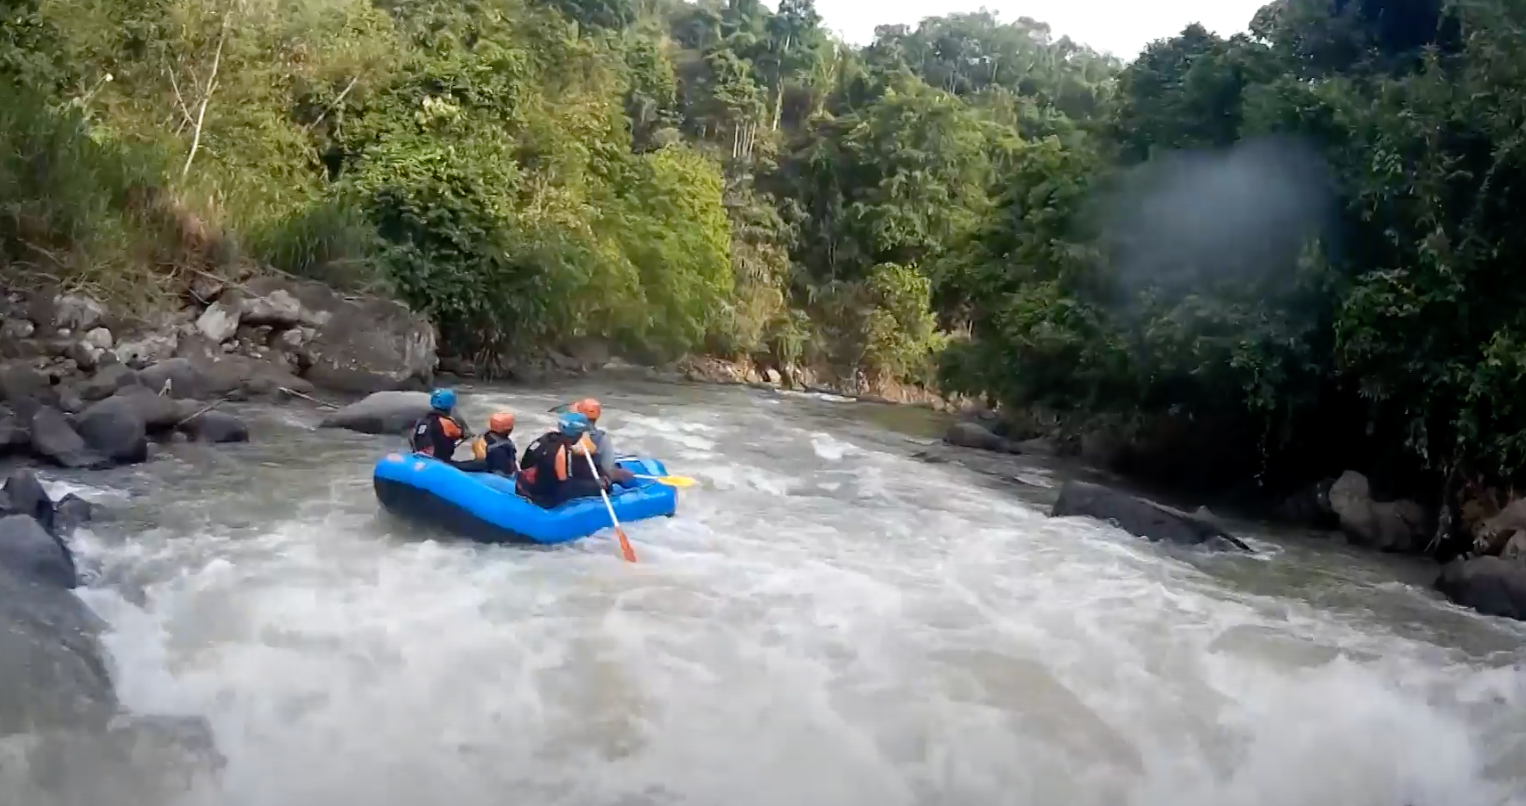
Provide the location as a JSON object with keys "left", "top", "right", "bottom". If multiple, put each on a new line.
{"left": 944, "top": 421, "right": 1014, "bottom": 453}
{"left": 1051, "top": 480, "right": 1251, "bottom": 551}
{"left": 320, "top": 390, "right": 433, "bottom": 435}
{"left": 179, "top": 410, "right": 248, "bottom": 443}
{"left": 1435, "top": 556, "right": 1526, "bottom": 621}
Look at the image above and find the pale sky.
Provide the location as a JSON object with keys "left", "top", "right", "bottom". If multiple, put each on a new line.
{"left": 812, "top": 0, "right": 1270, "bottom": 61}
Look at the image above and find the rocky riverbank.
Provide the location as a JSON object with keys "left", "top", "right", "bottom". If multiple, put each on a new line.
{"left": 0, "top": 273, "right": 436, "bottom": 797}
{"left": 938, "top": 410, "right": 1526, "bottom": 624}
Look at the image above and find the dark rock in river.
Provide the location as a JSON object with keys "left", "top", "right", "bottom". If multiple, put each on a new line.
{"left": 4, "top": 468, "right": 55, "bottom": 524}
{"left": 1435, "top": 556, "right": 1526, "bottom": 621}
{"left": 105, "top": 385, "right": 195, "bottom": 432}
{"left": 0, "top": 553, "right": 115, "bottom": 736}
{"left": 321, "top": 390, "right": 433, "bottom": 435}
{"left": 76, "top": 393, "right": 151, "bottom": 465}
{"left": 29, "top": 405, "right": 111, "bottom": 469}
{"left": 179, "top": 410, "right": 249, "bottom": 443}
{"left": 52, "top": 493, "right": 93, "bottom": 540}
{"left": 1051, "top": 480, "right": 1252, "bottom": 551}
{"left": 944, "top": 421, "right": 1015, "bottom": 453}
{"left": 0, "top": 465, "right": 115, "bottom": 744}
{"left": 0, "top": 513, "right": 76, "bottom": 589}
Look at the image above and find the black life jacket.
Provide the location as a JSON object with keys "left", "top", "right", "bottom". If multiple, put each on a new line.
{"left": 409, "top": 411, "right": 462, "bottom": 457}
{"left": 480, "top": 431, "right": 517, "bottom": 474}
{"left": 516, "top": 432, "right": 595, "bottom": 497}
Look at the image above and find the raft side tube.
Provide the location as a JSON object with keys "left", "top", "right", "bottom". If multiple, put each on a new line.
{"left": 371, "top": 453, "right": 678, "bottom": 545}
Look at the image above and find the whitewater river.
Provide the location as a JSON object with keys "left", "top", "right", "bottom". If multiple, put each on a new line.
{"left": 19, "top": 379, "right": 1526, "bottom": 805}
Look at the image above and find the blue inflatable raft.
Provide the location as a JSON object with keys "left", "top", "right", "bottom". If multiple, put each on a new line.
{"left": 372, "top": 452, "right": 678, "bottom": 545}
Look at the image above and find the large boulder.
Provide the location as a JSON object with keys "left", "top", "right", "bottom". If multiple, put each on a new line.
{"left": 28, "top": 406, "right": 109, "bottom": 469}
{"left": 3, "top": 469, "right": 53, "bottom": 525}
{"left": 1050, "top": 480, "right": 1252, "bottom": 551}
{"left": 103, "top": 385, "right": 193, "bottom": 432}
{"left": 1435, "top": 556, "right": 1526, "bottom": 621}
{"left": 944, "top": 421, "right": 1015, "bottom": 453}
{"left": 239, "top": 276, "right": 436, "bottom": 393}
{"left": 75, "top": 393, "right": 151, "bottom": 464}
{"left": 0, "top": 514, "right": 75, "bottom": 589}
{"left": 0, "top": 469, "right": 92, "bottom": 546}
{"left": 136, "top": 356, "right": 210, "bottom": 400}
{"left": 0, "top": 563, "right": 117, "bottom": 735}
{"left": 320, "top": 390, "right": 433, "bottom": 435}
{"left": 78, "top": 363, "right": 143, "bottom": 402}
{"left": 179, "top": 410, "right": 248, "bottom": 443}
{"left": 238, "top": 281, "right": 303, "bottom": 327}
{"left": 1327, "top": 470, "right": 1429, "bottom": 552}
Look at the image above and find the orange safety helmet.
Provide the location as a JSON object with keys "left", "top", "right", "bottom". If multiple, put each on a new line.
{"left": 488, "top": 411, "right": 515, "bottom": 433}
{"left": 570, "top": 398, "right": 602, "bottom": 423}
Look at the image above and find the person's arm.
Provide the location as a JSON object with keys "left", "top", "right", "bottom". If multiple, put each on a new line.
{"left": 594, "top": 432, "right": 617, "bottom": 475}
{"left": 593, "top": 432, "right": 635, "bottom": 483}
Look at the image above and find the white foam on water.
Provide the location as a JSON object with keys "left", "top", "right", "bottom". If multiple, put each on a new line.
{"left": 59, "top": 390, "right": 1526, "bottom": 806}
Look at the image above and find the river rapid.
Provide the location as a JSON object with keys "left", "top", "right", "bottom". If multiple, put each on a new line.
{"left": 21, "top": 379, "right": 1526, "bottom": 806}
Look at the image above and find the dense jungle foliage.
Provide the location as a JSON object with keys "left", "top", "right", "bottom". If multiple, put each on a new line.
{"left": 2, "top": 0, "right": 1525, "bottom": 501}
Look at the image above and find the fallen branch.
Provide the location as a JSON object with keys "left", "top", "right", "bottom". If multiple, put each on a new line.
{"left": 278, "top": 386, "right": 339, "bottom": 409}
{"left": 175, "top": 394, "right": 233, "bottom": 428}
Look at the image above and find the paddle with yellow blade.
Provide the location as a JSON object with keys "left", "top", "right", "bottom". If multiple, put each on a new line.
{"left": 631, "top": 473, "right": 696, "bottom": 487}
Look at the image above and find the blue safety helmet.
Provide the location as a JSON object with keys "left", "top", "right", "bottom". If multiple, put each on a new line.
{"left": 558, "top": 412, "right": 591, "bottom": 437}
{"left": 429, "top": 388, "right": 457, "bottom": 413}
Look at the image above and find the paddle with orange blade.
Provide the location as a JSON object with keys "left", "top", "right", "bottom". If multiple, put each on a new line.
{"left": 583, "top": 449, "right": 638, "bottom": 563}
